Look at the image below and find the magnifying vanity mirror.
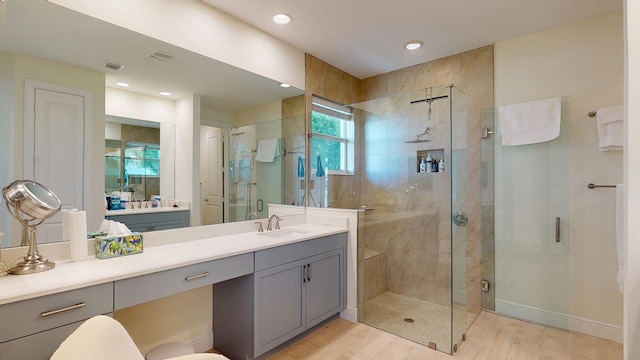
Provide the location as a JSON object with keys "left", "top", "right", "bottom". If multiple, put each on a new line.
{"left": 2, "top": 180, "right": 61, "bottom": 274}
{"left": 0, "top": 0, "right": 305, "bottom": 248}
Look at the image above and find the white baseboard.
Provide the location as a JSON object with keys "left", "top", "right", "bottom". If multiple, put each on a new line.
{"left": 341, "top": 306, "right": 357, "bottom": 322}
{"left": 190, "top": 331, "right": 214, "bottom": 353}
{"left": 495, "top": 300, "right": 622, "bottom": 343}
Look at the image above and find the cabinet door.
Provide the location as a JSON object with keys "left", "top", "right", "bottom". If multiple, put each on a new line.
{"left": 254, "top": 259, "right": 306, "bottom": 356}
{"left": 150, "top": 220, "right": 186, "bottom": 231}
{"left": 305, "top": 248, "right": 344, "bottom": 329}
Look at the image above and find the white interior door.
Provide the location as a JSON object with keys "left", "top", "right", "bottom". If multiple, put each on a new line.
{"left": 200, "top": 126, "right": 223, "bottom": 225}
{"left": 27, "top": 88, "right": 84, "bottom": 244}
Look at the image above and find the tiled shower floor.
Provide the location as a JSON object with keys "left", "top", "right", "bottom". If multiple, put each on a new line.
{"left": 363, "top": 292, "right": 474, "bottom": 352}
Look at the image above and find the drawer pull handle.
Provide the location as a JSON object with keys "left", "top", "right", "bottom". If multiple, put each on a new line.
{"left": 185, "top": 272, "right": 211, "bottom": 281}
{"left": 41, "top": 303, "right": 86, "bottom": 317}
{"left": 303, "top": 265, "right": 307, "bottom": 283}
{"left": 307, "top": 263, "right": 311, "bottom": 282}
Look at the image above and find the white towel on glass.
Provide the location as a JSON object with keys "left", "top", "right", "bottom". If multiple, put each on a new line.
{"left": 616, "top": 184, "right": 625, "bottom": 294}
{"left": 255, "top": 138, "right": 279, "bottom": 162}
{"left": 597, "top": 105, "right": 623, "bottom": 151}
{"left": 498, "top": 97, "right": 561, "bottom": 146}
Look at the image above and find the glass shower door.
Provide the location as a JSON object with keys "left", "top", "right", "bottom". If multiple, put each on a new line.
{"left": 227, "top": 126, "right": 256, "bottom": 222}
{"left": 450, "top": 85, "right": 467, "bottom": 353}
{"left": 353, "top": 85, "right": 467, "bottom": 355}
{"left": 494, "top": 98, "right": 570, "bottom": 327}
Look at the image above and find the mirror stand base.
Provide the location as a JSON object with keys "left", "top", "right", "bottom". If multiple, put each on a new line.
{"left": 9, "top": 257, "right": 55, "bottom": 275}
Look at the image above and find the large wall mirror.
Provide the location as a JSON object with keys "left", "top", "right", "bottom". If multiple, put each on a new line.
{"left": 0, "top": 0, "right": 305, "bottom": 248}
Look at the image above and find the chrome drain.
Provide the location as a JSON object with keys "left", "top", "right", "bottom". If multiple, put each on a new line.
{"left": 403, "top": 318, "right": 415, "bottom": 323}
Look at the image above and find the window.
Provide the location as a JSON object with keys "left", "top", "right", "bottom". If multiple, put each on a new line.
{"left": 311, "top": 96, "right": 354, "bottom": 174}
{"left": 123, "top": 142, "right": 160, "bottom": 188}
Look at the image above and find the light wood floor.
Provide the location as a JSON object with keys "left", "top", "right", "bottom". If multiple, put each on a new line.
{"left": 267, "top": 311, "right": 623, "bottom": 360}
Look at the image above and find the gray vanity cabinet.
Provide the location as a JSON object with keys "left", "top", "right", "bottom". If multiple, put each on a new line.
{"left": 0, "top": 283, "right": 113, "bottom": 360}
{"left": 253, "top": 233, "right": 347, "bottom": 357}
{"left": 105, "top": 209, "right": 190, "bottom": 232}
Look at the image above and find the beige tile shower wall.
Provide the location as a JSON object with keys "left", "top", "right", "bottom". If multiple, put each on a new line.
{"left": 282, "top": 95, "right": 305, "bottom": 206}
{"left": 361, "top": 46, "right": 494, "bottom": 320}
{"left": 305, "top": 46, "right": 494, "bottom": 325}
{"left": 305, "top": 54, "right": 363, "bottom": 209}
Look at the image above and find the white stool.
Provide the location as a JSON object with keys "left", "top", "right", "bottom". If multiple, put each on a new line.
{"left": 146, "top": 342, "right": 194, "bottom": 360}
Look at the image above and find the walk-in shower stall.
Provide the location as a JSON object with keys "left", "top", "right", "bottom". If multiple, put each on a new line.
{"left": 350, "top": 85, "right": 467, "bottom": 354}
{"left": 225, "top": 114, "right": 306, "bottom": 222}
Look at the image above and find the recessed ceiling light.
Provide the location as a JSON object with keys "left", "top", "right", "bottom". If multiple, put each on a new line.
{"left": 159, "top": 91, "right": 172, "bottom": 96}
{"left": 272, "top": 13, "right": 292, "bottom": 25}
{"left": 280, "top": 83, "right": 291, "bottom": 88}
{"left": 405, "top": 40, "right": 424, "bottom": 50}
{"left": 115, "top": 82, "right": 130, "bottom": 88}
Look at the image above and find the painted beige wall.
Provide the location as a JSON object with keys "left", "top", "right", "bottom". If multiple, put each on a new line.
{"left": 624, "top": 2, "right": 640, "bottom": 359}
{"left": 106, "top": 87, "right": 175, "bottom": 124}
{"left": 234, "top": 100, "right": 281, "bottom": 128}
{"left": 175, "top": 94, "right": 201, "bottom": 226}
{"left": 0, "top": 53, "right": 105, "bottom": 245}
{"left": 114, "top": 286, "right": 213, "bottom": 354}
{"left": 494, "top": 13, "right": 624, "bottom": 327}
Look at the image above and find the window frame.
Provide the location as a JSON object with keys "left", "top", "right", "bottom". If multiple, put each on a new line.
{"left": 311, "top": 96, "right": 354, "bottom": 175}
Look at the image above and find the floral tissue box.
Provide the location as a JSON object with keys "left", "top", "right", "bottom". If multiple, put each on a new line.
{"left": 94, "top": 233, "right": 143, "bottom": 259}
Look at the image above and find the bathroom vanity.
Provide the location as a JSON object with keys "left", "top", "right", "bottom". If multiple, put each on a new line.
{"left": 0, "top": 224, "right": 347, "bottom": 360}
{"left": 105, "top": 207, "right": 190, "bottom": 232}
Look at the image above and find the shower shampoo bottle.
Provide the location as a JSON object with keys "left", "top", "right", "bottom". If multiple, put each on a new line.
{"left": 420, "top": 158, "right": 426, "bottom": 173}
{"left": 426, "top": 153, "right": 432, "bottom": 173}
{"left": 439, "top": 157, "right": 445, "bottom": 172}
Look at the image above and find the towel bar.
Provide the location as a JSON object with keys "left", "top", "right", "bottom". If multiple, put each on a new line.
{"left": 587, "top": 183, "right": 616, "bottom": 189}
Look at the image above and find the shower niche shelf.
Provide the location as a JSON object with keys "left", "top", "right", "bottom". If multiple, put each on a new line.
{"left": 416, "top": 149, "right": 445, "bottom": 173}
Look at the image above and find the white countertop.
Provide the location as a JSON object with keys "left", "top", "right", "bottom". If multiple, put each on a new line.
{"left": 0, "top": 224, "right": 348, "bottom": 305}
{"left": 106, "top": 207, "right": 189, "bottom": 216}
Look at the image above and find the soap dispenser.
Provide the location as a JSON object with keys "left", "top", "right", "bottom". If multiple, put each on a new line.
{"left": 438, "top": 156, "right": 445, "bottom": 172}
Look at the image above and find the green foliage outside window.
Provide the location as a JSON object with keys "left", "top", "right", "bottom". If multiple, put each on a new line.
{"left": 311, "top": 112, "right": 342, "bottom": 171}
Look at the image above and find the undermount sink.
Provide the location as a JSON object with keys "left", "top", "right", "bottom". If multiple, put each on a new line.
{"left": 258, "top": 228, "right": 312, "bottom": 238}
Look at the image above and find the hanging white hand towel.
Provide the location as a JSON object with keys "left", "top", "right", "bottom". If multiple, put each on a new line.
{"left": 498, "top": 97, "right": 561, "bottom": 146}
{"left": 597, "top": 105, "right": 623, "bottom": 151}
{"left": 255, "top": 138, "right": 280, "bottom": 162}
{"left": 616, "top": 184, "right": 625, "bottom": 294}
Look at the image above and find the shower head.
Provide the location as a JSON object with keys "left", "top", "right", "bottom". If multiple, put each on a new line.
{"left": 405, "top": 127, "right": 432, "bottom": 143}
{"left": 405, "top": 138, "right": 431, "bottom": 144}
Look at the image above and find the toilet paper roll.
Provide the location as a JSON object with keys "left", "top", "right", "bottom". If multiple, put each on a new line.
{"left": 61, "top": 209, "right": 78, "bottom": 242}
{"left": 67, "top": 211, "right": 88, "bottom": 262}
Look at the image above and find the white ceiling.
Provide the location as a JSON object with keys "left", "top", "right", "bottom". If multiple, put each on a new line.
{"left": 1, "top": 0, "right": 622, "bottom": 113}
{"left": 203, "top": 0, "right": 622, "bottom": 79}
{"left": 0, "top": 0, "right": 303, "bottom": 112}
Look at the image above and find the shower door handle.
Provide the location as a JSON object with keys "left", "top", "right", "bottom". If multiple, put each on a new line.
{"left": 453, "top": 211, "right": 468, "bottom": 227}
{"left": 555, "top": 217, "right": 560, "bottom": 243}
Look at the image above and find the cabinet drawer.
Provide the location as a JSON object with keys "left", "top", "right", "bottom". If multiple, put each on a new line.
{"left": 114, "top": 253, "right": 254, "bottom": 309}
{"left": 0, "top": 283, "right": 113, "bottom": 343}
{"left": 0, "top": 313, "right": 113, "bottom": 360}
{"left": 255, "top": 233, "right": 347, "bottom": 272}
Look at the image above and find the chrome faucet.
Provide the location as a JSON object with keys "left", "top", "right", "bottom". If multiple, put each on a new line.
{"left": 267, "top": 214, "right": 281, "bottom": 231}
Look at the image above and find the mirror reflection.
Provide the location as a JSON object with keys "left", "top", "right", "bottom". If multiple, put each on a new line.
{"left": 105, "top": 121, "right": 162, "bottom": 203}
{"left": 0, "top": 0, "right": 305, "bottom": 248}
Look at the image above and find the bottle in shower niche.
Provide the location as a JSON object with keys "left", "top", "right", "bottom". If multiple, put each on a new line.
{"left": 438, "top": 156, "right": 445, "bottom": 172}
{"left": 432, "top": 157, "right": 439, "bottom": 172}
{"left": 426, "top": 153, "right": 432, "bottom": 173}
{"left": 419, "top": 158, "right": 426, "bottom": 173}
